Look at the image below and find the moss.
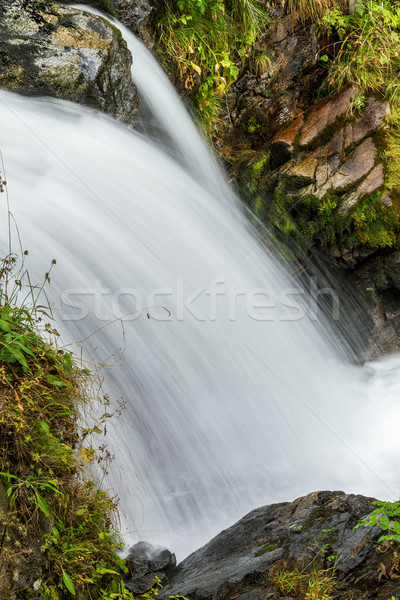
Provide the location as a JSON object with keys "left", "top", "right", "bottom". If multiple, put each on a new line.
{"left": 251, "top": 152, "right": 269, "bottom": 180}
{"left": 349, "top": 190, "right": 399, "bottom": 249}
{"left": 255, "top": 543, "right": 278, "bottom": 556}
{"left": 247, "top": 115, "right": 261, "bottom": 133}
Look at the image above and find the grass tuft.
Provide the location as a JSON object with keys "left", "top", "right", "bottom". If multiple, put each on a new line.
{"left": 286, "top": 0, "right": 339, "bottom": 22}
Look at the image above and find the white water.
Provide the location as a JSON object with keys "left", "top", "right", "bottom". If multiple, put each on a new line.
{"left": 0, "top": 16, "right": 400, "bottom": 560}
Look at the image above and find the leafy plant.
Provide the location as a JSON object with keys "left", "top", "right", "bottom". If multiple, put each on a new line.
{"left": 355, "top": 500, "right": 400, "bottom": 545}
{"left": 155, "top": 0, "right": 266, "bottom": 132}
{"left": 0, "top": 253, "right": 134, "bottom": 600}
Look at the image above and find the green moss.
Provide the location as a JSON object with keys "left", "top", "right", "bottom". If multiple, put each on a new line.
{"left": 251, "top": 152, "right": 269, "bottom": 180}
{"left": 350, "top": 190, "right": 399, "bottom": 249}
{"left": 247, "top": 115, "right": 261, "bottom": 133}
{"left": 255, "top": 543, "right": 278, "bottom": 556}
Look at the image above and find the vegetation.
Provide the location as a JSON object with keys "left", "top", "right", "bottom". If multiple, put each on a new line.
{"left": 0, "top": 252, "right": 132, "bottom": 599}
{"left": 269, "top": 565, "right": 338, "bottom": 599}
{"left": 286, "top": 0, "right": 338, "bottom": 23}
{"left": 155, "top": 0, "right": 266, "bottom": 132}
{"left": 319, "top": 0, "right": 400, "bottom": 187}
{"left": 355, "top": 499, "right": 400, "bottom": 545}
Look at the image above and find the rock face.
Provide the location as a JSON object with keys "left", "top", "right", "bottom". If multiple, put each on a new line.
{"left": 123, "top": 541, "right": 177, "bottom": 594}
{"left": 345, "top": 249, "right": 400, "bottom": 360}
{"left": 160, "top": 491, "right": 400, "bottom": 600}
{"left": 216, "top": 11, "right": 323, "bottom": 155}
{"left": 236, "top": 86, "right": 397, "bottom": 267}
{"left": 113, "top": 0, "right": 162, "bottom": 39}
{"left": 0, "top": 0, "right": 138, "bottom": 126}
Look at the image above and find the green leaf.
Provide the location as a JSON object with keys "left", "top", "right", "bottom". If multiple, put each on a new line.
{"left": 39, "top": 421, "right": 50, "bottom": 435}
{"left": 392, "top": 521, "right": 400, "bottom": 535}
{"left": 62, "top": 568, "right": 76, "bottom": 596}
{"left": 46, "top": 374, "right": 67, "bottom": 388}
{"left": 380, "top": 515, "right": 390, "bottom": 530}
{"left": 35, "top": 493, "right": 50, "bottom": 518}
{"left": 96, "top": 567, "right": 120, "bottom": 575}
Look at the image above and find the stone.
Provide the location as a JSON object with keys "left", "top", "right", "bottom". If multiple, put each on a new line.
{"left": 344, "top": 98, "right": 390, "bottom": 148}
{"left": 112, "top": 0, "right": 165, "bottom": 45}
{"left": 315, "top": 137, "right": 376, "bottom": 199}
{"left": 160, "top": 491, "right": 399, "bottom": 600}
{"left": 340, "top": 163, "right": 384, "bottom": 215}
{"left": 124, "top": 541, "right": 176, "bottom": 594}
{"left": 299, "top": 85, "right": 357, "bottom": 146}
{"left": 272, "top": 113, "right": 304, "bottom": 152}
{"left": 217, "top": 15, "right": 322, "bottom": 153}
{"left": 0, "top": 0, "right": 138, "bottom": 126}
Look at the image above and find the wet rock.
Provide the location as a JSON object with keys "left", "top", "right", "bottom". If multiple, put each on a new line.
{"left": 299, "top": 85, "right": 357, "bottom": 147}
{"left": 124, "top": 541, "right": 176, "bottom": 594}
{"left": 237, "top": 86, "right": 393, "bottom": 267}
{"left": 217, "top": 13, "right": 322, "bottom": 153}
{"left": 113, "top": 0, "right": 163, "bottom": 38}
{"left": 161, "top": 491, "right": 400, "bottom": 600}
{"left": 0, "top": 0, "right": 138, "bottom": 126}
{"left": 344, "top": 98, "right": 390, "bottom": 149}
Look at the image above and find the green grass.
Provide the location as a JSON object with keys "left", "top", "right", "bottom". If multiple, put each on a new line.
{"left": 269, "top": 565, "right": 337, "bottom": 599}
{"left": 0, "top": 254, "right": 132, "bottom": 600}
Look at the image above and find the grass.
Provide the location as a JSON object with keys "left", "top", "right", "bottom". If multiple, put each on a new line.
{"left": 269, "top": 565, "right": 337, "bottom": 599}
{"left": 286, "top": 0, "right": 339, "bottom": 22}
{"left": 154, "top": 0, "right": 266, "bottom": 132}
{"left": 0, "top": 253, "right": 133, "bottom": 600}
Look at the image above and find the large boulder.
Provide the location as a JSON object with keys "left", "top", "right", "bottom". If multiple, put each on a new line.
{"left": 0, "top": 0, "right": 138, "bottom": 126}
{"left": 160, "top": 491, "right": 400, "bottom": 600}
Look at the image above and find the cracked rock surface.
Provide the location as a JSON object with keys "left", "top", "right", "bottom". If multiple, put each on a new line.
{"left": 0, "top": 0, "right": 138, "bottom": 125}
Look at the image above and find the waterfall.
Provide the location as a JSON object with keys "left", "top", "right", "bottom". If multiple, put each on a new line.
{"left": 0, "top": 13, "right": 399, "bottom": 560}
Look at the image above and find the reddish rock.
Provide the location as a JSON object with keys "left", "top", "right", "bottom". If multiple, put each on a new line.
{"left": 272, "top": 113, "right": 304, "bottom": 151}
{"left": 299, "top": 85, "right": 357, "bottom": 146}
{"left": 344, "top": 99, "right": 390, "bottom": 148}
{"left": 339, "top": 137, "right": 376, "bottom": 181}
{"left": 340, "top": 164, "right": 384, "bottom": 215}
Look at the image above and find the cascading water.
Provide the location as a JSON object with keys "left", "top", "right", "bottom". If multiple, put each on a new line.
{"left": 0, "top": 15, "right": 400, "bottom": 560}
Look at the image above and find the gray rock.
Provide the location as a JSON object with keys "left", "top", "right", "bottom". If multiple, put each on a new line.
{"left": 161, "top": 491, "right": 400, "bottom": 600}
{"left": 0, "top": 0, "right": 138, "bottom": 126}
{"left": 113, "top": 0, "right": 163, "bottom": 33}
{"left": 124, "top": 541, "right": 176, "bottom": 594}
